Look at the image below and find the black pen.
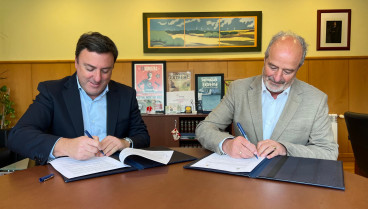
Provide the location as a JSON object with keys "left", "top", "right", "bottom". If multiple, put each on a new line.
{"left": 236, "top": 122, "right": 258, "bottom": 159}
{"left": 39, "top": 173, "right": 54, "bottom": 182}
{"left": 84, "top": 130, "right": 105, "bottom": 156}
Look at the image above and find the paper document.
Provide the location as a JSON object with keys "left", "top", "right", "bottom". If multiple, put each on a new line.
{"left": 50, "top": 148, "right": 174, "bottom": 179}
{"left": 190, "top": 153, "right": 265, "bottom": 173}
{"left": 50, "top": 156, "right": 128, "bottom": 179}
{"left": 119, "top": 148, "right": 174, "bottom": 165}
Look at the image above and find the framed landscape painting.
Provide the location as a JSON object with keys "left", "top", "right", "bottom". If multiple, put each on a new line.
{"left": 143, "top": 11, "right": 262, "bottom": 53}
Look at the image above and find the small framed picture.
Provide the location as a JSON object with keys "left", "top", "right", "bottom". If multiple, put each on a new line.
{"left": 132, "top": 61, "right": 166, "bottom": 114}
{"left": 317, "top": 9, "right": 351, "bottom": 50}
{"left": 224, "top": 80, "right": 233, "bottom": 95}
{"left": 195, "top": 74, "right": 224, "bottom": 114}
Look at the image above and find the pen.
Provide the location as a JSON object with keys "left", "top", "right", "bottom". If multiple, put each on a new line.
{"left": 39, "top": 173, "right": 54, "bottom": 182}
{"left": 84, "top": 130, "right": 105, "bottom": 156}
{"left": 236, "top": 122, "right": 258, "bottom": 159}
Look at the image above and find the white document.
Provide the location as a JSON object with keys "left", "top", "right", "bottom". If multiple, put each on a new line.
{"left": 166, "top": 91, "right": 196, "bottom": 112}
{"left": 49, "top": 148, "right": 174, "bottom": 179}
{"left": 190, "top": 153, "right": 265, "bottom": 173}
{"left": 49, "top": 156, "right": 127, "bottom": 179}
{"left": 119, "top": 148, "right": 174, "bottom": 165}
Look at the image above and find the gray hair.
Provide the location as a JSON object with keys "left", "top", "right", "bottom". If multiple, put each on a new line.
{"left": 264, "top": 31, "right": 308, "bottom": 68}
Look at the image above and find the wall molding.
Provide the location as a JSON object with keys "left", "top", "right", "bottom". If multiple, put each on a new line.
{"left": 0, "top": 56, "right": 367, "bottom": 64}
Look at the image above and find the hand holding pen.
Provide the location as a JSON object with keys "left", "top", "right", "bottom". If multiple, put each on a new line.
{"left": 221, "top": 123, "right": 258, "bottom": 159}
{"left": 84, "top": 130, "right": 105, "bottom": 156}
{"left": 236, "top": 122, "right": 258, "bottom": 159}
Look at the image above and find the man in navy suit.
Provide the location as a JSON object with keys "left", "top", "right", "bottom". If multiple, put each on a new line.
{"left": 8, "top": 32, "right": 150, "bottom": 165}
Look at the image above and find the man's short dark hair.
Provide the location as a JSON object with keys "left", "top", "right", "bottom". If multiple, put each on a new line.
{"left": 75, "top": 32, "right": 118, "bottom": 63}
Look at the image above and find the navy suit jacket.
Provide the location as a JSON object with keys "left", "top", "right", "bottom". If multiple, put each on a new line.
{"left": 8, "top": 74, "right": 150, "bottom": 165}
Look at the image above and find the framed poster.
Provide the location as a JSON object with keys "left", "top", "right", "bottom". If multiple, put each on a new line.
{"left": 195, "top": 74, "right": 224, "bottom": 113}
{"left": 224, "top": 80, "right": 233, "bottom": 95}
{"left": 317, "top": 9, "right": 351, "bottom": 50}
{"left": 143, "top": 11, "right": 262, "bottom": 53}
{"left": 132, "top": 61, "right": 166, "bottom": 114}
{"left": 168, "top": 71, "right": 191, "bottom": 92}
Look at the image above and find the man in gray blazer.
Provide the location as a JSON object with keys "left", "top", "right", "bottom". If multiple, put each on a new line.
{"left": 196, "top": 31, "right": 338, "bottom": 160}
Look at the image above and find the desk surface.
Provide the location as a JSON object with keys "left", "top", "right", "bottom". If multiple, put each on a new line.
{"left": 0, "top": 148, "right": 367, "bottom": 209}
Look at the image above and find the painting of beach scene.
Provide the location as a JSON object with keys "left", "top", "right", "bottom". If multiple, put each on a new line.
{"left": 143, "top": 12, "right": 262, "bottom": 53}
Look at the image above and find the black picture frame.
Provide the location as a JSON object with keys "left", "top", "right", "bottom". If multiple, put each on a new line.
{"left": 132, "top": 61, "right": 166, "bottom": 114}
{"left": 195, "top": 74, "right": 224, "bottom": 114}
{"left": 143, "top": 11, "right": 262, "bottom": 53}
{"left": 317, "top": 9, "right": 351, "bottom": 50}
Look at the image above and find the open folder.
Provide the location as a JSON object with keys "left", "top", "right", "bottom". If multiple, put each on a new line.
{"left": 50, "top": 147, "right": 196, "bottom": 182}
{"left": 184, "top": 153, "right": 345, "bottom": 190}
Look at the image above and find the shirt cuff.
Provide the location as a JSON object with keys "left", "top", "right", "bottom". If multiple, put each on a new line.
{"left": 48, "top": 137, "right": 62, "bottom": 162}
{"left": 218, "top": 137, "right": 234, "bottom": 155}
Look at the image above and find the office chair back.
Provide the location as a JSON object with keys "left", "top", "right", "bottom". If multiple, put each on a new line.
{"left": 344, "top": 111, "right": 368, "bottom": 178}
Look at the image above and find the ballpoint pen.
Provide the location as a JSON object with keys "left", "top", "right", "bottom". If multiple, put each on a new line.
{"left": 84, "top": 130, "right": 105, "bottom": 156}
{"left": 39, "top": 173, "right": 54, "bottom": 182}
{"left": 236, "top": 122, "right": 258, "bottom": 159}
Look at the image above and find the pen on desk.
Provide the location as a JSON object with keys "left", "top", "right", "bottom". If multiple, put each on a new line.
{"left": 236, "top": 122, "right": 258, "bottom": 159}
{"left": 84, "top": 130, "right": 105, "bottom": 156}
{"left": 39, "top": 173, "right": 54, "bottom": 182}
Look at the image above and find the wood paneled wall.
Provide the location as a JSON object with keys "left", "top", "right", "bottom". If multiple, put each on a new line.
{"left": 1, "top": 57, "right": 367, "bottom": 160}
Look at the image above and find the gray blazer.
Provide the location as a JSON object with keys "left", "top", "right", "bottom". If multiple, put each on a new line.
{"left": 196, "top": 75, "right": 338, "bottom": 160}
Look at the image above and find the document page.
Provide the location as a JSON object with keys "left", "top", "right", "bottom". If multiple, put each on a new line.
{"left": 49, "top": 156, "right": 128, "bottom": 179}
{"left": 190, "top": 153, "right": 265, "bottom": 173}
{"left": 119, "top": 148, "right": 174, "bottom": 165}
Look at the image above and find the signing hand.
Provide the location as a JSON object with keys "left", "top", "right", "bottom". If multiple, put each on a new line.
{"left": 257, "top": 139, "right": 287, "bottom": 159}
{"left": 53, "top": 136, "right": 101, "bottom": 160}
{"left": 99, "top": 135, "right": 131, "bottom": 157}
{"left": 222, "top": 136, "right": 258, "bottom": 159}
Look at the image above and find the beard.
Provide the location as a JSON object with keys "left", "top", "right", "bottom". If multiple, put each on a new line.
{"left": 262, "top": 69, "right": 294, "bottom": 94}
{"left": 264, "top": 76, "right": 288, "bottom": 93}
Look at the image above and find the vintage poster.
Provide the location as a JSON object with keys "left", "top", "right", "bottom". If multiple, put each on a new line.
{"left": 224, "top": 80, "right": 233, "bottom": 95}
{"left": 195, "top": 74, "right": 224, "bottom": 113}
{"left": 133, "top": 62, "right": 166, "bottom": 113}
{"left": 168, "top": 71, "right": 191, "bottom": 92}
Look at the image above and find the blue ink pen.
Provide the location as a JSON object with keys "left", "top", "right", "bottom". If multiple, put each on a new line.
{"left": 236, "top": 122, "right": 258, "bottom": 159}
{"left": 39, "top": 173, "right": 54, "bottom": 182}
{"left": 84, "top": 130, "right": 105, "bottom": 156}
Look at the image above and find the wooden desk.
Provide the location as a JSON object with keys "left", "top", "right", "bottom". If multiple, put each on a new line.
{"left": 1, "top": 148, "right": 367, "bottom": 209}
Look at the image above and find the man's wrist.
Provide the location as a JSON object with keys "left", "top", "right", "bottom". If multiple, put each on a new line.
{"left": 124, "top": 137, "right": 133, "bottom": 148}
{"left": 219, "top": 137, "right": 233, "bottom": 155}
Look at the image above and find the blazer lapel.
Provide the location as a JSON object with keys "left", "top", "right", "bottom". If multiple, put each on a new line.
{"left": 106, "top": 82, "right": 120, "bottom": 136}
{"left": 248, "top": 76, "right": 263, "bottom": 141}
{"left": 62, "top": 74, "right": 84, "bottom": 136}
{"left": 271, "top": 79, "right": 302, "bottom": 141}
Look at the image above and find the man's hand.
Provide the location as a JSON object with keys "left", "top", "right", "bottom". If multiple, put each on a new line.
{"left": 222, "top": 136, "right": 258, "bottom": 159}
{"left": 53, "top": 136, "right": 101, "bottom": 160}
{"left": 98, "top": 135, "right": 130, "bottom": 157}
{"left": 257, "top": 139, "right": 287, "bottom": 159}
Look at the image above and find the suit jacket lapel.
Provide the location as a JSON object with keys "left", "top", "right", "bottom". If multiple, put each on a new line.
{"left": 248, "top": 76, "right": 263, "bottom": 141}
{"left": 106, "top": 82, "right": 120, "bottom": 136}
{"left": 271, "top": 79, "right": 302, "bottom": 141}
{"left": 62, "top": 73, "right": 84, "bottom": 136}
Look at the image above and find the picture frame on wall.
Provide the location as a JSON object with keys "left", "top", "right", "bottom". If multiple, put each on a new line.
{"left": 132, "top": 61, "right": 166, "bottom": 114}
{"left": 143, "top": 11, "right": 262, "bottom": 53}
{"left": 195, "top": 74, "right": 224, "bottom": 114}
{"left": 224, "top": 80, "right": 233, "bottom": 95}
{"left": 317, "top": 9, "right": 351, "bottom": 50}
